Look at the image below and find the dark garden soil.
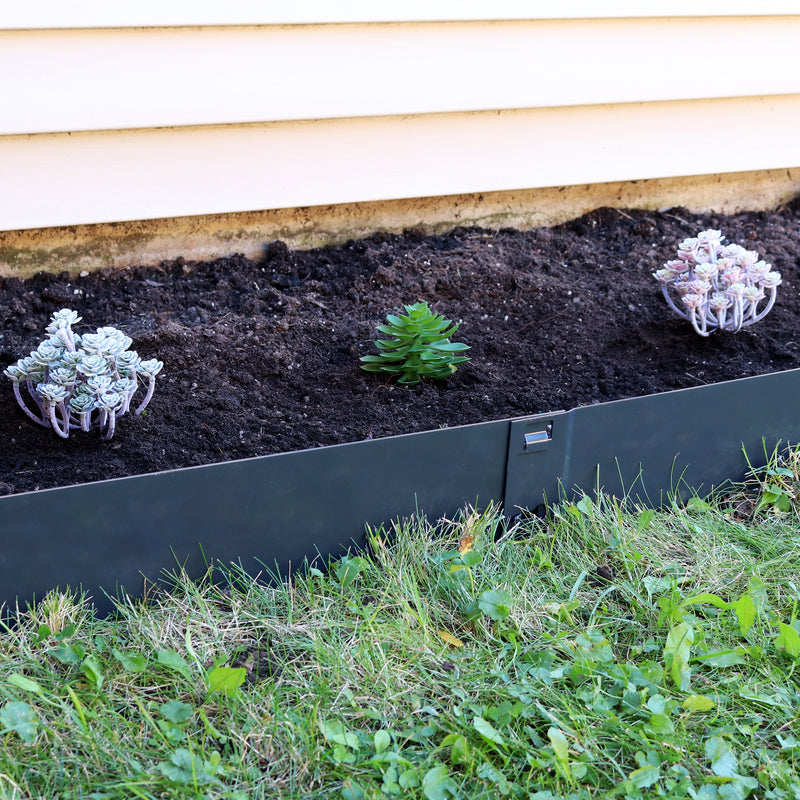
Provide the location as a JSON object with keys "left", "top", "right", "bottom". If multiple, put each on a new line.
{"left": 2, "top": 202, "right": 800, "bottom": 496}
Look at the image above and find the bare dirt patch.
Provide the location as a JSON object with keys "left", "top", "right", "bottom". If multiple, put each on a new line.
{"left": 1, "top": 202, "right": 799, "bottom": 495}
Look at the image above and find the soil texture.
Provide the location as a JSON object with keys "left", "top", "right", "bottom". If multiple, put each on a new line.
{"left": 2, "top": 202, "right": 800, "bottom": 496}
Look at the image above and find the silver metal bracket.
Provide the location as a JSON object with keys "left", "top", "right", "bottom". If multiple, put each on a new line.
{"left": 524, "top": 422, "right": 553, "bottom": 450}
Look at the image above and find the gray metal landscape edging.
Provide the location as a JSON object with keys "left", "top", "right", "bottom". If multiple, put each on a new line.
{"left": 3, "top": 367, "right": 800, "bottom": 613}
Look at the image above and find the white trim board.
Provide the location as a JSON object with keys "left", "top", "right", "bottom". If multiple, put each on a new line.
{"left": 2, "top": 95, "right": 799, "bottom": 231}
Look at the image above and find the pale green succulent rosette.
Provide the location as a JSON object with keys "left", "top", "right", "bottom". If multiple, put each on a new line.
{"left": 49, "top": 366, "right": 78, "bottom": 387}
{"left": 96, "top": 390, "right": 125, "bottom": 439}
{"left": 69, "top": 389, "right": 97, "bottom": 432}
{"left": 86, "top": 375, "right": 113, "bottom": 393}
{"left": 112, "top": 377, "right": 138, "bottom": 413}
{"left": 115, "top": 350, "right": 141, "bottom": 379}
{"left": 4, "top": 309, "right": 162, "bottom": 439}
{"left": 4, "top": 360, "right": 48, "bottom": 425}
{"left": 36, "top": 382, "right": 71, "bottom": 438}
{"left": 135, "top": 358, "right": 164, "bottom": 414}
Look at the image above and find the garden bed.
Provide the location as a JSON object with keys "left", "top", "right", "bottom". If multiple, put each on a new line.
{"left": 1, "top": 202, "right": 799, "bottom": 496}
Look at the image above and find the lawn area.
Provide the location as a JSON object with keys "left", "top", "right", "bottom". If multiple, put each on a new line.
{"left": 2, "top": 454, "right": 800, "bottom": 799}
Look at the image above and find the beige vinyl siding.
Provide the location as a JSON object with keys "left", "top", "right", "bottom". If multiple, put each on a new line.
{"left": 1, "top": 7, "right": 799, "bottom": 231}
{"left": 4, "top": 18, "right": 800, "bottom": 136}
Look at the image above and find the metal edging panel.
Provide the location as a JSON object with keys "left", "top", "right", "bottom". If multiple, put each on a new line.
{"left": 504, "top": 368, "right": 800, "bottom": 512}
{"left": 503, "top": 411, "right": 571, "bottom": 514}
{"left": 0, "top": 417, "right": 511, "bottom": 613}
{"left": 5, "top": 367, "right": 800, "bottom": 613}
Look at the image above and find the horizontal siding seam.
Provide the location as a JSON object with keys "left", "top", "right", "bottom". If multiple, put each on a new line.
{"left": 2, "top": 93, "right": 799, "bottom": 140}
{"left": 3, "top": 12, "right": 800, "bottom": 31}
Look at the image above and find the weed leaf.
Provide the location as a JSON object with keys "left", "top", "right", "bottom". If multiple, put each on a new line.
{"left": 81, "top": 655, "right": 104, "bottom": 689}
{"left": 731, "top": 594, "right": 756, "bottom": 636}
{"left": 160, "top": 700, "right": 194, "bottom": 724}
{"left": 473, "top": 716, "right": 506, "bottom": 747}
{"left": 695, "top": 649, "right": 746, "bottom": 668}
{"left": 575, "top": 496, "right": 594, "bottom": 515}
{"left": 113, "top": 649, "right": 148, "bottom": 673}
{"left": 686, "top": 497, "right": 713, "bottom": 512}
{"left": 664, "top": 622, "right": 694, "bottom": 690}
{"left": 645, "top": 713, "right": 674, "bottom": 736}
{"left": 460, "top": 550, "right": 483, "bottom": 567}
{"left": 738, "top": 685, "right": 783, "bottom": 706}
{"left": 547, "top": 727, "right": 571, "bottom": 778}
{"left": 775, "top": 623, "right": 800, "bottom": 658}
{"left": 158, "top": 748, "right": 223, "bottom": 786}
{"left": 636, "top": 508, "right": 655, "bottom": 532}
{"left": 320, "top": 719, "right": 359, "bottom": 750}
{"left": 682, "top": 695, "right": 715, "bottom": 712}
{"left": 6, "top": 673, "right": 44, "bottom": 695}
{"left": 0, "top": 701, "right": 38, "bottom": 743}
{"left": 627, "top": 763, "right": 661, "bottom": 789}
{"left": 207, "top": 666, "right": 247, "bottom": 698}
{"left": 335, "top": 556, "right": 369, "bottom": 588}
{"left": 341, "top": 780, "right": 368, "bottom": 800}
{"left": 52, "top": 642, "right": 86, "bottom": 667}
{"left": 422, "top": 764, "right": 457, "bottom": 800}
{"left": 156, "top": 649, "right": 192, "bottom": 680}
{"left": 373, "top": 729, "right": 391, "bottom": 754}
{"left": 477, "top": 589, "right": 512, "bottom": 621}
{"left": 681, "top": 592, "right": 729, "bottom": 610}
{"left": 705, "top": 736, "right": 738, "bottom": 777}
{"left": 441, "top": 733, "right": 470, "bottom": 765}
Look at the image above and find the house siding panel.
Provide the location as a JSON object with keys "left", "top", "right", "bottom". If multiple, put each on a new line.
{"left": 1, "top": 7, "right": 798, "bottom": 231}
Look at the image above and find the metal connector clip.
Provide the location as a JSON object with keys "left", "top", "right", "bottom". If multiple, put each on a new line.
{"left": 524, "top": 422, "right": 552, "bottom": 449}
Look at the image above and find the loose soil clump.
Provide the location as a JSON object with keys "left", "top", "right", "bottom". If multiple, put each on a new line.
{"left": 1, "top": 203, "right": 799, "bottom": 495}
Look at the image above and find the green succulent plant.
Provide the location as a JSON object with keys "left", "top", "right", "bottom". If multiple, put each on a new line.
{"left": 360, "top": 301, "right": 470, "bottom": 385}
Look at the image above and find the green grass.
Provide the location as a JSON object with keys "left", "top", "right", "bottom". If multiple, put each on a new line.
{"left": 3, "top": 457, "right": 800, "bottom": 799}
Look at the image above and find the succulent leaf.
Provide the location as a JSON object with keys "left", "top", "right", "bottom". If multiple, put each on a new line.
{"left": 137, "top": 359, "right": 164, "bottom": 378}
{"left": 36, "top": 383, "right": 70, "bottom": 405}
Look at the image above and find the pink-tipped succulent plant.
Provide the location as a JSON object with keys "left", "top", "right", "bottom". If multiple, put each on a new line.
{"left": 654, "top": 229, "right": 781, "bottom": 337}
